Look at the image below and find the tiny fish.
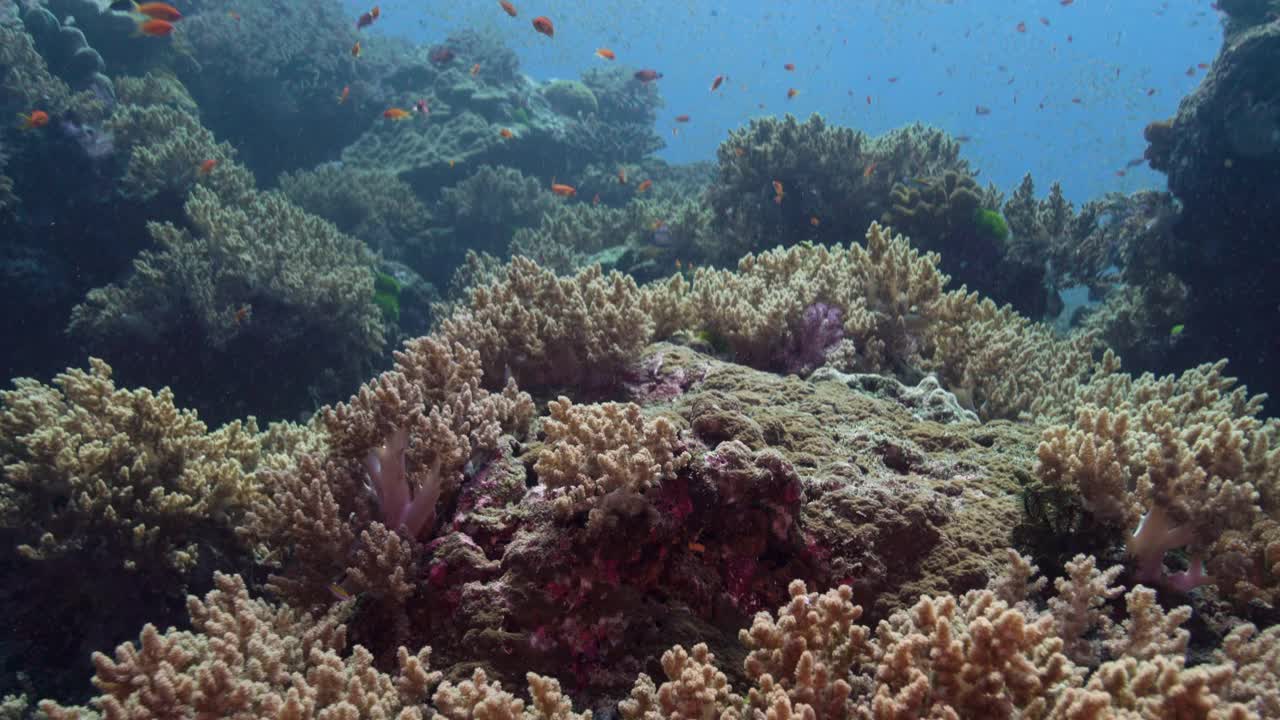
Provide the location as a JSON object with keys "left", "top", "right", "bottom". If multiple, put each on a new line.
{"left": 198, "top": 158, "right": 217, "bottom": 175}
{"left": 787, "top": 87, "right": 799, "bottom": 99}
{"left": 595, "top": 48, "right": 615, "bottom": 60}
{"left": 17, "top": 110, "right": 49, "bottom": 130}
{"left": 1170, "top": 324, "right": 1185, "bottom": 336}
{"left": 975, "top": 105, "right": 991, "bottom": 115}
{"left": 532, "top": 15, "right": 553, "bottom": 37}
{"left": 499, "top": 0, "right": 517, "bottom": 17}
{"left": 636, "top": 179, "right": 652, "bottom": 193}
{"left": 710, "top": 74, "right": 725, "bottom": 91}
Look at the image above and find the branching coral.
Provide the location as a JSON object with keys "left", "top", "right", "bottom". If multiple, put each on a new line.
{"left": 1036, "top": 361, "right": 1280, "bottom": 602}
{"left": 0, "top": 357, "right": 297, "bottom": 701}
{"left": 534, "top": 397, "right": 690, "bottom": 520}
{"left": 245, "top": 335, "right": 533, "bottom": 605}
{"left": 440, "top": 256, "right": 656, "bottom": 391}
{"left": 706, "top": 116, "right": 968, "bottom": 265}
{"left": 279, "top": 162, "right": 435, "bottom": 262}
{"left": 105, "top": 102, "right": 253, "bottom": 202}
{"left": 68, "top": 181, "right": 384, "bottom": 421}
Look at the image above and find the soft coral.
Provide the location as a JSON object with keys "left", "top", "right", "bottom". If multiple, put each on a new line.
{"left": 364, "top": 428, "right": 444, "bottom": 537}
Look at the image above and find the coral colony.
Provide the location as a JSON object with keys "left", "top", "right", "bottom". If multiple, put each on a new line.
{"left": 2, "top": 0, "right": 1279, "bottom": 717}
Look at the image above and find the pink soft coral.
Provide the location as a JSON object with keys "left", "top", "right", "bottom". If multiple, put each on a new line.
{"left": 364, "top": 428, "right": 443, "bottom": 537}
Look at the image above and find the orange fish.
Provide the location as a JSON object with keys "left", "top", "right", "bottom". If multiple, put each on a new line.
{"left": 113, "top": 0, "right": 183, "bottom": 21}
{"left": 233, "top": 304, "right": 251, "bottom": 324}
{"left": 617, "top": 167, "right": 627, "bottom": 184}
{"left": 17, "top": 110, "right": 49, "bottom": 130}
{"left": 551, "top": 181, "right": 576, "bottom": 197}
{"left": 863, "top": 162, "right": 877, "bottom": 178}
{"left": 351, "top": 40, "right": 361, "bottom": 57}
{"left": 499, "top": 0, "right": 517, "bottom": 16}
{"left": 710, "top": 74, "right": 725, "bottom": 91}
{"left": 337, "top": 85, "right": 350, "bottom": 104}
{"left": 636, "top": 179, "right": 652, "bottom": 193}
{"left": 449, "top": 159, "right": 456, "bottom": 168}
{"left": 532, "top": 16, "right": 553, "bottom": 37}
{"left": 595, "top": 48, "right": 615, "bottom": 60}
{"left": 733, "top": 146, "right": 745, "bottom": 157}
{"left": 198, "top": 158, "right": 218, "bottom": 175}
{"left": 786, "top": 88, "right": 798, "bottom": 99}
{"left": 784, "top": 63, "right": 796, "bottom": 71}
{"left": 383, "top": 107, "right": 411, "bottom": 120}
{"left": 771, "top": 180, "right": 784, "bottom": 204}
{"left": 471, "top": 63, "right": 481, "bottom": 76}
{"left": 810, "top": 215, "right": 820, "bottom": 227}
{"left": 674, "top": 114, "right": 690, "bottom": 123}
{"left": 499, "top": 128, "right": 514, "bottom": 138}
{"left": 134, "top": 18, "right": 174, "bottom": 36}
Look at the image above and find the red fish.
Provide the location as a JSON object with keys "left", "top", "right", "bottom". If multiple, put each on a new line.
{"left": 198, "top": 158, "right": 217, "bottom": 175}
{"left": 710, "top": 74, "right": 725, "bottom": 91}
{"left": 471, "top": 63, "right": 481, "bottom": 76}
{"left": 500, "top": 0, "right": 517, "bottom": 16}
{"left": 429, "top": 46, "right": 454, "bottom": 64}
{"left": 636, "top": 179, "right": 653, "bottom": 193}
{"left": 337, "top": 85, "right": 350, "bottom": 104}
{"left": 634, "top": 69, "right": 663, "bottom": 82}
{"left": 787, "top": 88, "right": 798, "bottom": 99}
{"left": 135, "top": 18, "right": 174, "bottom": 36}
{"left": 351, "top": 41, "right": 361, "bottom": 57}
{"left": 356, "top": 6, "right": 379, "bottom": 29}
{"left": 1146, "top": 88, "right": 1156, "bottom": 96}
{"left": 17, "top": 110, "right": 49, "bottom": 129}
{"left": 1016, "top": 21, "right": 1026, "bottom": 33}
{"left": 784, "top": 63, "right": 796, "bottom": 71}
{"left": 532, "top": 16, "right": 553, "bottom": 37}
{"left": 111, "top": 0, "right": 181, "bottom": 21}
{"left": 383, "top": 107, "right": 412, "bottom": 120}
{"left": 499, "top": 128, "right": 513, "bottom": 138}
{"left": 413, "top": 99, "right": 429, "bottom": 115}
{"left": 1060, "top": 0, "right": 1073, "bottom": 5}
{"left": 674, "top": 114, "right": 690, "bottom": 122}
{"left": 1039, "top": 17, "right": 1049, "bottom": 26}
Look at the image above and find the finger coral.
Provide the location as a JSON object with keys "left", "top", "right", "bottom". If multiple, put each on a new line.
{"left": 1037, "top": 361, "right": 1280, "bottom": 602}
{"left": 0, "top": 357, "right": 286, "bottom": 700}
{"left": 440, "top": 256, "right": 656, "bottom": 391}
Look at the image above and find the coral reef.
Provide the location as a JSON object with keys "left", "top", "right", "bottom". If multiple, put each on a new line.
{"left": 68, "top": 181, "right": 385, "bottom": 423}
{"left": 705, "top": 115, "right": 967, "bottom": 265}
{"left": 882, "top": 170, "right": 1049, "bottom": 317}
{"left": 278, "top": 162, "right": 436, "bottom": 266}
{"left": 1036, "top": 360, "right": 1280, "bottom": 606}
{"left": 0, "top": 358, "right": 306, "bottom": 702}
{"left": 1142, "top": 13, "right": 1280, "bottom": 413}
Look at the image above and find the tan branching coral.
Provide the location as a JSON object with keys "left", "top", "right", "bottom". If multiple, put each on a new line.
{"left": 39, "top": 573, "right": 440, "bottom": 720}
{"left": 533, "top": 397, "right": 689, "bottom": 518}
{"left": 105, "top": 103, "right": 253, "bottom": 202}
{"left": 0, "top": 357, "right": 261, "bottom": 574}
{"left": 1036, "top": 362, "right": 1280, "bottom": 601}
{"left": 440, "top": 256, "right": 655, "bottom": 390}
{"left": 70, "top": 184, "right": 383, "bottom": 353}
{"left": 247, "top": 336, "right": 534, "bottom": 605}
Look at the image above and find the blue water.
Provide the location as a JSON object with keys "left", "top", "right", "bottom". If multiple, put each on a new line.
{"left": 354, "top": 0, "right": 1220, "bottom": 203}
